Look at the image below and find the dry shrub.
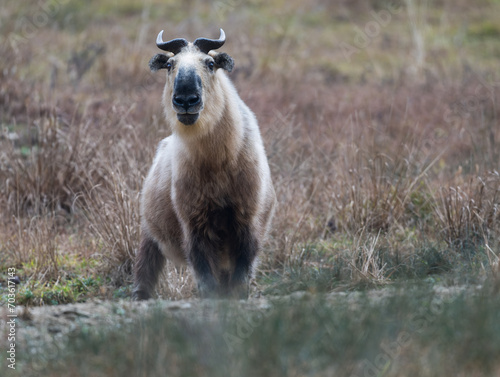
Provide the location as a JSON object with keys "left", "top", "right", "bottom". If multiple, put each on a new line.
{"left": 349, "top": 231, "right": 387, "bottom": 283}
{"left": 0, "top": 116, "right": 101, "bottom": 215}
{"left": 0, "top": 47, "right": 51, "bottom": 124}
{"left": 80, "top": 170, "right": 140, "bottom": 286}
{"left": 334, "top": 142, "right": 438, "bottom": 234}
{"left": 157, "top": 263, "right": 195, "bottom": 300}
{"left": 437, "top": 172, "right": 500, "bottom": 249}
{"left": 263, "top": 128, "right": 331, "bottom": 265}
{"left": 4, "top": 214, "right": 60, "bottom": 282}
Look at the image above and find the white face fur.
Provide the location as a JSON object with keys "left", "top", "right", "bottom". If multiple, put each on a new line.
{"left": 149, "top": 45, "right": 235, "bottom": 135}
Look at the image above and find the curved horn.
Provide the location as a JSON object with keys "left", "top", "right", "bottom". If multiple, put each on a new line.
{"left": 193, "top": 29, "right": 226, "bottom": 54}
{"left": 156, "top": 30, "right": 188, "bottom": 54}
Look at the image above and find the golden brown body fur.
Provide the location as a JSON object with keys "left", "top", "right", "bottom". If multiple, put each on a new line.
{"left": 133, "top": 43, "right": 275, "bottom": 299}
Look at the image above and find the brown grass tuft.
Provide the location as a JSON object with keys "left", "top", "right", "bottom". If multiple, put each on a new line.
{"left": 437, "top": 172, "right": 500, "bottom": 250}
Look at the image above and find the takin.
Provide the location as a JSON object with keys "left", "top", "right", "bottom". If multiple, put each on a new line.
{"left": 133, "top": 29, "right": 276, "bottom": 300}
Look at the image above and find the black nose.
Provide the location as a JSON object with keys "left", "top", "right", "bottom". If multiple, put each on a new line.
{"left": 173, "top": 94, "right": 201, "bottom": 111}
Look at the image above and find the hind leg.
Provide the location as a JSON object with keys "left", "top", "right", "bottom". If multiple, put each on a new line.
{"left": 133, "top": 234, "right": 166, "bottom": 301}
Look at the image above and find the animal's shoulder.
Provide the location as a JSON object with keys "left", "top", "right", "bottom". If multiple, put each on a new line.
{"left": 148, "top": 136, "right": 176, "bottom": 176}
{"left": 156, "top": 136, "right": 173, "bottom": 153}
{"left": 152, "top": 136, "right": 176, "bottom": 161}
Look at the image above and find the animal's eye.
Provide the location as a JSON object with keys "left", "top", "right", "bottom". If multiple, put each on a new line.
{"left": 207, "top": 61, "right": 215, "bottom": 71}
{"left": 166, "top": 62, "right": 172, "bottom": 70}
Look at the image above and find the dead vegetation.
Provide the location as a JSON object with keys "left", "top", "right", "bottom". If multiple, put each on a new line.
{"left": 0, "top": 0, "right": 499, "bottom": 304}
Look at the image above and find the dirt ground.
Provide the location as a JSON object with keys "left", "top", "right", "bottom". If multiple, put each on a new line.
{"left": 6, "top": 284, "right": 475, "bottom": 353}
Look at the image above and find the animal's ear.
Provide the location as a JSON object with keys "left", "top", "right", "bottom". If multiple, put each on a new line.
{"left": 149, "top": 54, "right": 170, "bottom": 72}
{"left": 211, "top": 52, "right": 234, "bottom": 72}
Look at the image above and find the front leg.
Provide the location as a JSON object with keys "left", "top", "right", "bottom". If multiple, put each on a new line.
{"left": 188, "top": 234, "right": 218, "bottom": 298}
{"left": 230, "top": 227, "right": 259, "bottom": 299}
{"left": 133, "top": 234, "right": 166, "bottom": 301}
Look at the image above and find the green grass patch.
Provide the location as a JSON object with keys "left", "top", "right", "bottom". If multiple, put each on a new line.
{"left": 467, "top": 21, "right": 500, "bottom": 40}
{"left": 13, "top": 276, "right": 103, "bottom": 306}
{"left": 0, "top": 253, "right": 104, "bottom": 305}
{"left": 259, "top": 235, "right": 493, "bottom": 297}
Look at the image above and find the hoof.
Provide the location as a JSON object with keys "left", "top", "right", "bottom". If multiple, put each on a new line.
{"left": 197, "top": 282, "right": 249, "bottom": 300}
{"left": 132, "top": 289, "right": 151, "bottom": 301}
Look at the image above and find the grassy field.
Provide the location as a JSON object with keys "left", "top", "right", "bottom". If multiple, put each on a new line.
{"left": 1, "top": 0, "right": 500, "bottom": 375}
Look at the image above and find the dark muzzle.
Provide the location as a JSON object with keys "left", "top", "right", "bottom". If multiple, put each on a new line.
{"left": 173, "top": 67, "right": 203, "bottom": 125}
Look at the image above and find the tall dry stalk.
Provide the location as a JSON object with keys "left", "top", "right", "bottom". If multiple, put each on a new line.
{"left": 5, "top": 214, "right": 60, "bottom": 282}
{"left": 80, "top": 170, "right": 140, "bottom": 285}
{"left": 436, "top": 173, "right": 500, "bottom": 250}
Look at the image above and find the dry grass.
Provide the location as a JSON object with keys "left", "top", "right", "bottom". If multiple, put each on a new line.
{"left": 6, "top": 215, "right": 60, "bottom": 282}
{"left": 437, "top": 173, "right": 500, "bottom": 249}
{"left": 0, "top": 0, "right": 499, "bottom": 303}
{"left": 80, "top": 170, "right": 140, "bottom": 286}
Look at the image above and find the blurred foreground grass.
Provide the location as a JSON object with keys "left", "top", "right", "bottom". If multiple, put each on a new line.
{"left": 5, "top": 281, "right": 500, "bottom": 377}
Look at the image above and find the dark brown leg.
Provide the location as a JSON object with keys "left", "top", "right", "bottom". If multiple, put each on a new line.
{"left": 132, "top": 235, "right": 165, "bottom": 301}
{"left": 188, "top": 234, "right": 218, "bottom": 299}
{"left": 229, "top": 228, "right": 258, "bottom": 299}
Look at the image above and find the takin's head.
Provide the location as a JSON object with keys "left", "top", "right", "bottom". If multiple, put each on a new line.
{"left": 149, "top": 29, "right": 234, "bottom": 129}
